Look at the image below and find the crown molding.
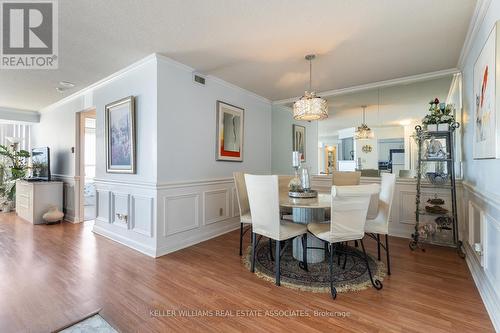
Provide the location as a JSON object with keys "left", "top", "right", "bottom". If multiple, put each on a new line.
{"left": 41, "top": 53, "right": 271, "bottom": 113}
{"left": 457, "top": 0, "right": 492, "bottom": 69}
{"left": 0, "top": 107, "right": 40, "bottom": 123}
{"left": 155, "top": 54, "right": 271, "bottom": 104}
{"left": 40, "top": 53, "right": 158, "bottom": 112}
{"left": 273, "top": 68, "right": 460, "bottom": 106}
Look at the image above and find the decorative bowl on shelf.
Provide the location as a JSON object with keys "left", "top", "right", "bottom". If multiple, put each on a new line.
{"left": 427, "top": 195, "right": 445, "bottom": 205}
{"left": 426, "top": 172, "right": 448, "bottom": 185}
{"left": 425, "top": 205, "right": 449, "bottom": 215}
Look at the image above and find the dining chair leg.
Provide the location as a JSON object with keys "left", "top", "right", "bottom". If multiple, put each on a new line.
{"left": 324, "top": 242, "right": 329, "bottom": 257}
{"left": 385, "top": 234, "right": 391, "bottom": 275}
{"left": 269, "top": 238, "right": 274, "bottom": 261}
{"left": 239, "top": 223, "right": 244, "bottom": 256}
{"left": 275, "top": 240, "right": 281, "bottom": 286}
{"left": 377, "top": 234, "right": 381, "bottom": 260}
{"left": 251, "top": 232, "right": 256, "bottom": 273}
{"left": 342, "top": 243, "right": 348, "bottom": 270}
{"left": 329, "top": 243, "right": 337, "bottom": 299}
{"left": 360, "top": 239, "right": 383, "bottom": 290}
{"left": 337, "top": 243, "right": 342, "bottom": 265}
{"left": 301, "top": 233, "right": 308, "bottom": 271}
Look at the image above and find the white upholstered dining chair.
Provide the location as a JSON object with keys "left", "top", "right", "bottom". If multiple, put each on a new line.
{"left": 234, "top": 172, "right": 252, "bottom": 256}
{"left": 364, "top": 173, "right": 396, "bottom": 275}
{"left": 245, "top": 174, "right": 308, "bottom": 286}
{"left": 307, "top": 184, "right": 382, "bottom": 299}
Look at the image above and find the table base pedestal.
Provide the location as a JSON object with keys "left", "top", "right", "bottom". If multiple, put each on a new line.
{"left": 293, "top": 235, "right": 325, "bottom": 264}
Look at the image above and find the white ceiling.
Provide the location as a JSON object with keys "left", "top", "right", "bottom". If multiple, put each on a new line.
{"left": 0, "top": 0, "right": 475, "bottom": 111}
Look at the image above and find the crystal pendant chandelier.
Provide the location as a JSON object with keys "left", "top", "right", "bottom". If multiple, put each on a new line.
{"left": 293, "top": 54, "right": 328, "bottom": 121}
{"left": 355, "top": 105, "right": 374, "bottom": 140}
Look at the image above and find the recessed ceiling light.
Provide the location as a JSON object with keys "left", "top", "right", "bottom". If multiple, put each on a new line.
{"left": 59, "top": 81, "right": 75, "bottom": 88}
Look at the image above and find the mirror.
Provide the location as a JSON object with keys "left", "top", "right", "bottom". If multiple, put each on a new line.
{"left": 317, "top": 75, "right": 460, "bottom": 178}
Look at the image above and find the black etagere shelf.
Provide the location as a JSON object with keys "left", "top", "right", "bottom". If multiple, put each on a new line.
{"left": 409, "top": 123, "right": 465, "bottom": 258}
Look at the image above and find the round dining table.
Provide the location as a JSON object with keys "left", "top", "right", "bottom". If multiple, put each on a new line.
{"left": 279, "top": 192, "right": 331, "bottom": 263}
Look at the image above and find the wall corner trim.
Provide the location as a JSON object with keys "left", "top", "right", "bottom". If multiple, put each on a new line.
{"left": 457, "top": 0, "right": 493, "bottom": 69}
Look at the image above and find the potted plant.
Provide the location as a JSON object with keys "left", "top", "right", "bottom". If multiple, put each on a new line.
{"left": 421, "top": 98, "right": 456, "bottom": 131}
{"left": 0, "top": 143, "right": 30, "bottom": 211}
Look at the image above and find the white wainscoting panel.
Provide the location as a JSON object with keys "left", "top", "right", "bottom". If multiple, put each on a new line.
{"left": 111, "top": 192, "right": 130, "bottom": 229}
{"left": 203, "top": 189, "right": 229, "bottom": 225}
{"left": 157, "top": 178, "right": 239, "bottom": 257}
{"left": 96, "top": 190, "right": 111, "bottom": 223}
{"left": 92, "top": 180, "right": 157, "bottom": 257}
{"left": 52, "top": 174, "right": 80, "bottom": 223}
{"left": 462, "top": 181, "right": 500, "bottom": 332}
{"left": 131, "top": 195, "right": 154, "bottom": 237}
{"left": 484, "top": 213, "right": 500, "bottom": 302}
{"left": 232, "top": 187, "right": 239, "bottom": 218}
{"left": 163, "top": 193, "right": 200, "bottom": 236}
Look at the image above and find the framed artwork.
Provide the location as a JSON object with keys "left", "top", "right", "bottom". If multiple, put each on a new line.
{"left": 473, "top": 21, "right": 500, "bottom": 159}
{"left": 216, "top": 101, "right": 244, "bottom": 162}
{"left": 292, "top": 124, "right": 306, "bottom": 162}
{"left": 105, "top": 96, "right": 136, "bottom": 173}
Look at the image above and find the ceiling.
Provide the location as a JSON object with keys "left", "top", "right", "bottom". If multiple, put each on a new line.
{"left": 318, "top": 76, "right": 453, "bottom": 139}
{"left": 0, "top": 0, "right": 475, "bottom": 111}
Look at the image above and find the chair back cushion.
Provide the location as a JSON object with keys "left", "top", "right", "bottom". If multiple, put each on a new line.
{"left": 244, "top": 174, "right": 281, "bottom": 239}
{"left": 332, "top": 171, "right": 361, "bottom": 186}
{"left": 378, "top": 173, "right": 396, "bottom": 222}
{"left": 233, "top": 172, "right": 250, "bottom": 217}
{"left": 365, "top": 183, "right": 381, "bottom": 219}
{"left": 329, "top": 185, "right": 373, "bottom": 242}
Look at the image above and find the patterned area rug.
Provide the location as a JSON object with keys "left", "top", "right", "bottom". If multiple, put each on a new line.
{"left": 243, "top": 241, "right": 386, "bottom": 293}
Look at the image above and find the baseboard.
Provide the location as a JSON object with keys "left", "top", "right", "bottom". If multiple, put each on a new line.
{"left": 64, "top": 214, "right": 83, "bottom": 224}
{"left": 465, "top": 242, "right": 500, "bottom": 332}
{"left": 388, "top": 229, "right": 411, "bottom": 239}
{"left": 156, "top": 221, "right": 240, "bottom": 257}
{"left": 92, "top": 224, "right": 156, "bottom": 257}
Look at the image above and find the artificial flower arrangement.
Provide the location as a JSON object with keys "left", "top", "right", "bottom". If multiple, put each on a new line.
{"left": 421, "top": 98, "right": 456, "bottom": 131}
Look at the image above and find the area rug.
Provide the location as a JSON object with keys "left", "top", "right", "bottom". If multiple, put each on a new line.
{"left": 243, "top": 241, "right": 386, "bottom": 293}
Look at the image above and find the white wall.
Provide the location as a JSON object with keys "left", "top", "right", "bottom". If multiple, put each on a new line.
{"left": 156, "top": 56, "right": 272, "bottom": 182}
{"left": 32, "top": 56, "right": 159, "bottom": 255}
{"left": 155, "top": 55, "right": 272, "bottom": 256}
{"left": 459, "top": 1, "right": 500, "bottom": 330}
{"left": 271, "top": 105, "right": 318, "bottom": 175}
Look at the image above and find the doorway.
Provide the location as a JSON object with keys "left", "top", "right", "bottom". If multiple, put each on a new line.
{"left": 78, "top": 109, "right": 96, "bottom": 221}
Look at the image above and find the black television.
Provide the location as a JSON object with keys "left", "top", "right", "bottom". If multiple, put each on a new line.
{"left": 31, "top": 147, "right": 51, "bottom": 181}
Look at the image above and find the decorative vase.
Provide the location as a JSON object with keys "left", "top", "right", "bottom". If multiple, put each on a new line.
{"left": 42, "top": 206, "right": 64, "bottom": 224}
{"left": 427, "top": 124, "right": 438, "bottom": 132}
{"left": 437, "top": 123, "right": 449, "bottom": 131}
{"left": 300, "top": 166, "right": 311, "bottom": 192}
{"left": 288, "top": 167, "right": 302, "bottom": 192}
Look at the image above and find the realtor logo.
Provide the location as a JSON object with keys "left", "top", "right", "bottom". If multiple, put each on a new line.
{"left": 1, "top": 0, "right": 58, "bottom": 69}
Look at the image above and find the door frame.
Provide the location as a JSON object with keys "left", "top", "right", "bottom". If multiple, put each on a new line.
{"left": 75, "top": 108, "right": 96, "bottom": 222}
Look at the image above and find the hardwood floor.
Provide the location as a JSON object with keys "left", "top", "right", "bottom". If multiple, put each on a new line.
{"left": 0, "top": 213, "right": 493, "bottom": 333}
